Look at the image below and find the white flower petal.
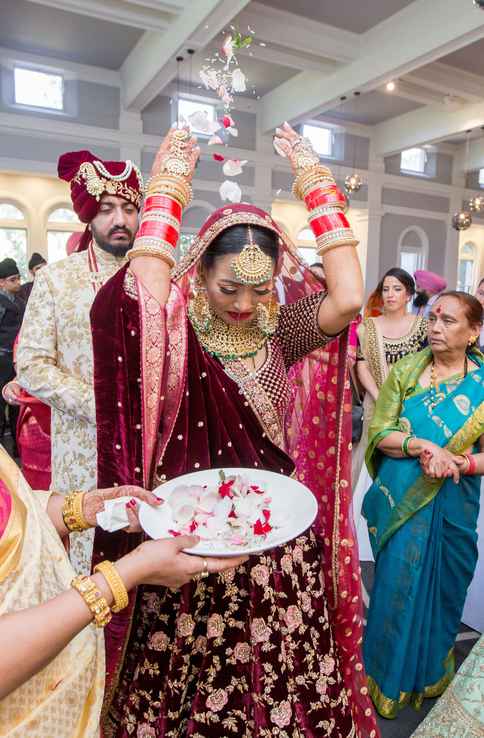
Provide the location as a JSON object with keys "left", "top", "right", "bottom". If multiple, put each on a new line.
{"left": 187, "top": 110, "right": 221, "bottom": 135}
{"left": 223, "top": 159, "right": 244, "bottom": 177}
{"left": 219, "top": 180, "right": 242, "bottom": 203}
{"left": 231, "top": 68, "right": 247, "bottom": 92}
{"left": 227, "top": 126, "right": 238, "bottom": 137}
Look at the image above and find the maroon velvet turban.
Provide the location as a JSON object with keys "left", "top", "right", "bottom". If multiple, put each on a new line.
{"left": 57, "top": 150, "right": 144, "bottom": 250}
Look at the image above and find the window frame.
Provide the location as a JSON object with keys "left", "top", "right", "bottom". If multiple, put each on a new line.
{"left": 177, "top": 97, "right": 218, "bottom": 137}
{"left": 302, "top": 123, "right": 333, "bottom": 158}
{"left": 400, "top": 147, "right": 427, "bottom": 176}
{"left": 0, "top": 200, "right": 29, "bottom": 280}
{"left": 13, "top": 64, "right": 64, "bottom": 113}
{"left": 397, "top": 226, "right": 429, "bottom": 273}
{"left": 457, "top": 241, "right": 477, "bottom": 294}
{"left": 45, "top": 204, "right": 83, "bottom": 263}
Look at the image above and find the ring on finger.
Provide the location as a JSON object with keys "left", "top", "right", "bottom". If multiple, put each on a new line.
{"left": 200, "top": 558, "right": 209, "bottom": 579}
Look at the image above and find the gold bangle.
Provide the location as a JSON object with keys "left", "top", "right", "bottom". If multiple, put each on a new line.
{"left": 71, "top": 574, "right": 112, "bottom": 628}
{"left": 293, "top": 166, "right": 334, "bottom": 199}
{"left": 146, "top": 175, "right": 192, "bottom": 208}
{"left": 127, "top": 245, "right": 176, "bottom": 268}
{"left": 93, "top": 560, "right": 129, "bottom": 613}
{"left": 316, "top": 228, "right": 359, "bottom": 256}
{"left": 62, "top": 491, "right": 90, "bottom": 532}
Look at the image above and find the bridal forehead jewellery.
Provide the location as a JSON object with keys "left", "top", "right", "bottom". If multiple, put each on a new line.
{"left": 231, "top": 226, "right": 273, "bottom": 285}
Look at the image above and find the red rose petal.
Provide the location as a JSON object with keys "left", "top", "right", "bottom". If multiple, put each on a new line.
{"left": 168, "top": 529, "right": 181, "bottom": 537}
{"left": 212, "top": 153, "right": 225, "bottom": 162}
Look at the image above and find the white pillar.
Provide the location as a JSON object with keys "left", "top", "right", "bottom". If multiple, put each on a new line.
{"left": 119, "top": 109, "right": 143, "bottom": 167}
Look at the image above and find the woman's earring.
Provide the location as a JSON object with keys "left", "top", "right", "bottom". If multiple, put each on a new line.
{"left": 256, "top": 298, "right": 280, "bottom": 337}
{"left": 468, "top": 336, "right": 478, "bottom": 347}
{"left": 189, "top": 284, "right": 214, "bottom": 333}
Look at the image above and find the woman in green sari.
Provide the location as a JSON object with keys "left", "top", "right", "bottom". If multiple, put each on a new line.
{"left": 362, "top": 291, "right": 484, "bottom": 719}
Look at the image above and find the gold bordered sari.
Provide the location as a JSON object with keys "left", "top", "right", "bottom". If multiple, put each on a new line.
{"left": 0, "top": 446, "right": 104, "bottom": 737}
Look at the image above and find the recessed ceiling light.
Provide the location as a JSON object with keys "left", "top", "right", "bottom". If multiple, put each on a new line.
{"left": 386, "top": 81, "right": 396, "bottom": 92}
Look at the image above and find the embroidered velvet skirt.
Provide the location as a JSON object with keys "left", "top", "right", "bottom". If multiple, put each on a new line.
{"left": 106, "top": 530, "right": 356, "bottom": 738}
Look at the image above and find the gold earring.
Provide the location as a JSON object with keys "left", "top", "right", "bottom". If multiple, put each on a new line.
{"left": 256, "top": 298, "right": 280, "bottom": 337}
{"left": 189, "top": 286, "right": 214, "bottom": 333}
{"left": 468, "top": 336, "right": 478, "bottom": 347}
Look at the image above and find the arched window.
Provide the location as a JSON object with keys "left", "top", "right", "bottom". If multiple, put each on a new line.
{"left": 296, "top": 226, "right": 317, "bottom": 265}
{"left": 457, "top": 242, "right": 477, "bottom": 293}
{"left": 0, "top": 202, "right": 28, "bottom": 280}
{"left": 47, "top": 206, "right": 82, "bottom": 263}
{"left": 397, "top": 226, "right": 428, "bottom": 274}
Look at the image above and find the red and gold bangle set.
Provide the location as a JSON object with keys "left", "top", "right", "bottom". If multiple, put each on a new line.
{"left": 294, "top": 166, "right": 358, "bottom": 256}
{"left": 127, "top": 193, "right": 182, "bottom": 268}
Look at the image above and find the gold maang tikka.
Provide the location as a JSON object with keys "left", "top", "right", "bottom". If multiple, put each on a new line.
{"left": 231, "top": 226, "right": 273, "bottom": 285}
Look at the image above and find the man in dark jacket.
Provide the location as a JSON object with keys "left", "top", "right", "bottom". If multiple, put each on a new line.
{"left": 0, "top": 258, "right": 25, "bottom": 453}
{"left": 19, "top": 252, "right": 47, "bottom": 302}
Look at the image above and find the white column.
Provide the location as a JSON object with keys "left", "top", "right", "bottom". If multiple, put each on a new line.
{"left": 363, "top": 147, "right": 385, "bottom": 295}
{"left": 444, "top": 191, "right": 462, "bottom": 290}
{"left": 119, "top": 109, "right": 143, "bottom": 166}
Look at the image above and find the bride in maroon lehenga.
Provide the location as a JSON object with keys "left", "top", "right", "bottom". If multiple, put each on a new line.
{"left": 91, "top": 124, "right": 379, "bottom": 738}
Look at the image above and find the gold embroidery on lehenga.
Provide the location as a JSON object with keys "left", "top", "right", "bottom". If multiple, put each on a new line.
{"left": 222, "top": 345, "right": 285, "bottom": 450}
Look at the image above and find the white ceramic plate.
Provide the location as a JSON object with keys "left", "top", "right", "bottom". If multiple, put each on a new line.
{"left": 139, "top": 468, "right": 318, "bottom": 557}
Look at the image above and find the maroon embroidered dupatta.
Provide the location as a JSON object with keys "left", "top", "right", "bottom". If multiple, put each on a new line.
{"left": 91, "top": 203, "right": 378, "bottom": 738}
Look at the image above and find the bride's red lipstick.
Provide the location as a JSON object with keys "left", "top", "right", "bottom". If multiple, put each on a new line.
{"left": 228, "top": 311, "right": 253, "bottom": 321}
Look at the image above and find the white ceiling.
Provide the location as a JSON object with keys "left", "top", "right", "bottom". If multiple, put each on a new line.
{"left": 0, "top": 0, "right": 144, "bottom": 69}
{"left": 439, "top": 38, "right": 484, "bottom": 77}
{"left": 323, "top": 91, "right": 424, "bottom": 126}
{"left": 256, "top": 0, "right": 416, "bottom": 34}
{"left": 0, "top": 0, "right": 483, "bottom": 165}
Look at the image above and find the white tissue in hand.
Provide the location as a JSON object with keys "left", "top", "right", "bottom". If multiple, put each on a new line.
{"left": 96, "top": 496, "right": 131, "bottom": 532}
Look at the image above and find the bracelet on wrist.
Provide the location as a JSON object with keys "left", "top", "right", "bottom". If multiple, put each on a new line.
{"left": 401, "top": 434, "right": 416, "bottom": 457}
{"left": 463, "top": 453, "right": 477, "bottom": 475}
{"left": 93, "top": 560, "right": 129, "bottom": 613}
{"left": 71, "top": 574, "right": 112, "bottom": 628}
{"left": 62, "top": 491, "right": 90, "bottom": 532}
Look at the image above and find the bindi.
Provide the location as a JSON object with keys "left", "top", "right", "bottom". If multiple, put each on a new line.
{"left": 435, "top": 305, "right": 442, "bottom": 314}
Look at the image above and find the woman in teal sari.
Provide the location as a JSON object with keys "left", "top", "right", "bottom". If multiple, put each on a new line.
{"left": 362, "top": 291, "right": 484, "bottom": 719}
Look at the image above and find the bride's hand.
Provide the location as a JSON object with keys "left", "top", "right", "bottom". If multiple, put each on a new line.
{"left": 273, "top": 121, "right": 320, "bottom": 175}
{"left": 82, "top": 485, "right": 161, "bottom": 533}
{"left": 150, "top": 124, "right": 200, "bottom": 183}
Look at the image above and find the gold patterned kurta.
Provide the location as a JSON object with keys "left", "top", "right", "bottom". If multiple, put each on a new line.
{"left": 0, "top": 447, "right": 104, "bottom": 738}
{"left": 16, "top": 244, "right": 125, "bottom": 573}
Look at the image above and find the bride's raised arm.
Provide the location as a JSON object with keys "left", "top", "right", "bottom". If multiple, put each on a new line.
{"left": 274, "top": 122, "right": 363, "bottom": 335}
{"left": 128, "top": 125, "right": 200, "bottom": 305}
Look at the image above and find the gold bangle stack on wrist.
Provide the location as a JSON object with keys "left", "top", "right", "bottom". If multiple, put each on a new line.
{"left": 71, "top": 575, "right": 112, "bottom": 628}
{"left": 62, "top": 491, "right": 90, "bottom": 532}
{"left": 145, "top": 174, "right": 192, "bottom": 208}
{"left": 292, "top": 164, "right": 334, "bottom": 200}
{"left": 291, "top": 154, "right": 358, "bottom": 256}
{"left": 94, "top": 560, "right": 129, "bottom": 613}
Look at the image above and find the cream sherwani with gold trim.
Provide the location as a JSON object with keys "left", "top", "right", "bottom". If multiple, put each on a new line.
{"left": 17, "top": 245, "right": 125, "bottom": 573}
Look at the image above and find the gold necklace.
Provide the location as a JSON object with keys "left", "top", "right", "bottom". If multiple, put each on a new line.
{"left": 429, "top": 356, "right": 467, "bottom": 408}
{"left": 192, "top": 314, "right": 268, "bottom": 361}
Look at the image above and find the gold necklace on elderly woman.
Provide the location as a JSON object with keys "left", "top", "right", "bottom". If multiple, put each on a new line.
{"left": 429, "top": 356, "right": 467, "bottom": 409}
{"left": 188, "top": 294, "right": 280, "bottom": 362}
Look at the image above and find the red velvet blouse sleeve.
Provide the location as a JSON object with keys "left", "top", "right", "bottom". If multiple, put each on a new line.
{"left": 275, "top": 291, "right": 334, "bottom": 368}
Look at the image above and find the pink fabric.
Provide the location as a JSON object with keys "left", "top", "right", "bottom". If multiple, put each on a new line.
{"left": 0, "top": 479, "right": 12, "bottom": 539}
{"left": 414, "top": 270, "right": 447, "bottom": 294}
{"left": 176, "top": 203, "right": 379, "bottom": 738}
